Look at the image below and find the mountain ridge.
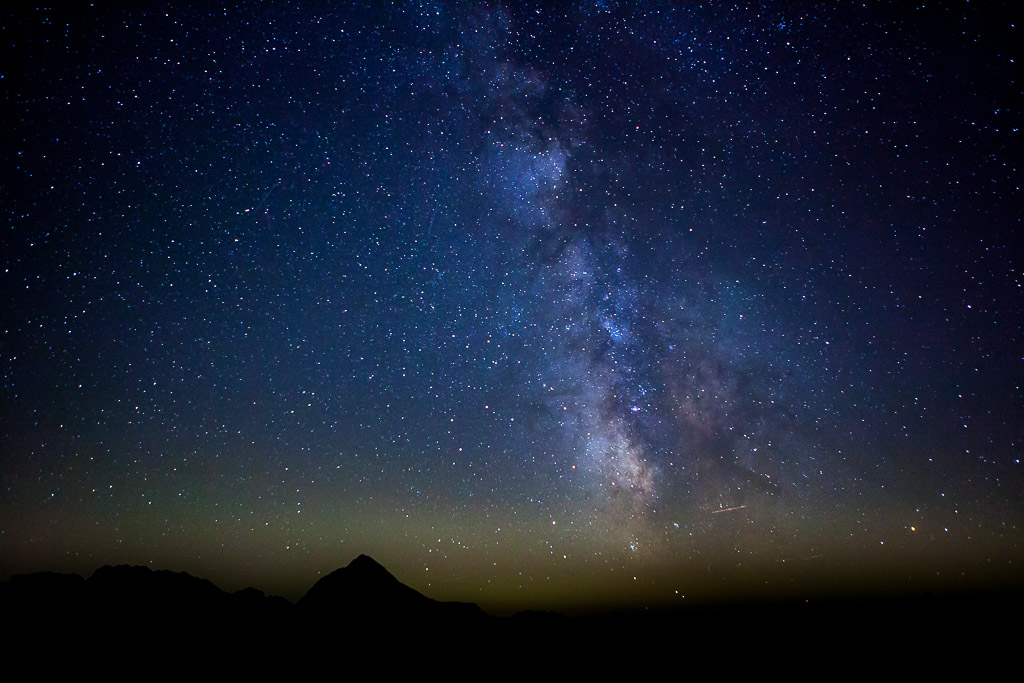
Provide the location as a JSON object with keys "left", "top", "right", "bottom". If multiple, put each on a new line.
{"left": 1, "top": 554, "right": 493, "bottom": 626}
{"left": 0, "top": 552, "right": 1015, "bottom": 671}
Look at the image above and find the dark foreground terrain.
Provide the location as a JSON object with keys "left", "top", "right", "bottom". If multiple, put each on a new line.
{"left": 2, "top": 555, "right": 1017, "bottom": 671}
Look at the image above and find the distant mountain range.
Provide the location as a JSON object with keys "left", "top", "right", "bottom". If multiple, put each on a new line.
{"left": 2, "top": 554, "right": 492, "bottom": 633}
{"left": 1, "top": 554, "right": 505, "bottom": 664}
{"left": 2, "top": 554, "right": 1017, "bottom": 667}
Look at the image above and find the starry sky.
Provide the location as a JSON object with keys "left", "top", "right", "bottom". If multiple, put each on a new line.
{"left": 2, "top": 2, "right": 1020, "bottom": 614}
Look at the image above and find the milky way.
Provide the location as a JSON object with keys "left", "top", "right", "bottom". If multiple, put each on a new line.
{"left": 2, "top": 3, "right": 1020, "bottom": 612}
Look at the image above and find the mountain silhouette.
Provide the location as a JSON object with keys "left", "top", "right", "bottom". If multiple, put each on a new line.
{"left": 297, "top": 554, "right": 489, "bottom": 627}
{"left": 87, "top": 564, "right": 231, "bottom": 616}
{"left": 4, "top": 554, "right": 1014, "bottom": 669}
{"left": 1, "top": 554, "right": 491, "bottom": 646}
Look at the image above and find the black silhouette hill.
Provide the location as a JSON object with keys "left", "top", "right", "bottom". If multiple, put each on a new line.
{"left": 2, "top": 554, "right": 1018, "bottom": 668}
{"left": 88, "top": 564, "right": 230, "bottom": 615}
{"left": 2, "top": 555, "right": 478, "bottom": 625}
{"left": 297, "top": 554, "right": 488, "bottom": 625}
{"left": 1, "top": 555, "right": 496, "bottom": 655}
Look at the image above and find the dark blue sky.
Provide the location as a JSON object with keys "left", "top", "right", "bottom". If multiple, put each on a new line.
{"left": 2, "top": 2, "right": 1020, "bottom": 612}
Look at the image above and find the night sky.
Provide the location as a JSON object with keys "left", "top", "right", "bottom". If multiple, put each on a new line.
{"left": 2, "top": 2, "right": 1020, "bottom": 614}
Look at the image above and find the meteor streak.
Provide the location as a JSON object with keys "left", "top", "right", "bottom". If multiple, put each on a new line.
{"left": 711, "top": 505, "right": 748, "bottom": 514}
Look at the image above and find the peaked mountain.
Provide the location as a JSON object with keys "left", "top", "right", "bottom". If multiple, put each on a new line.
{"left": 1, "top": 554, "right": 493, "bottom": 645}
{"left": 297, "top": 554, "right": 488, "bottom": 625}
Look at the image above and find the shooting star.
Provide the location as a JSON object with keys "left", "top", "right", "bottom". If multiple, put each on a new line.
{"left": 711, "top": 505, "right": 748, "bottom": 514}
{"left": 243, "top": 180, "right": 281, "bottom": 214}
